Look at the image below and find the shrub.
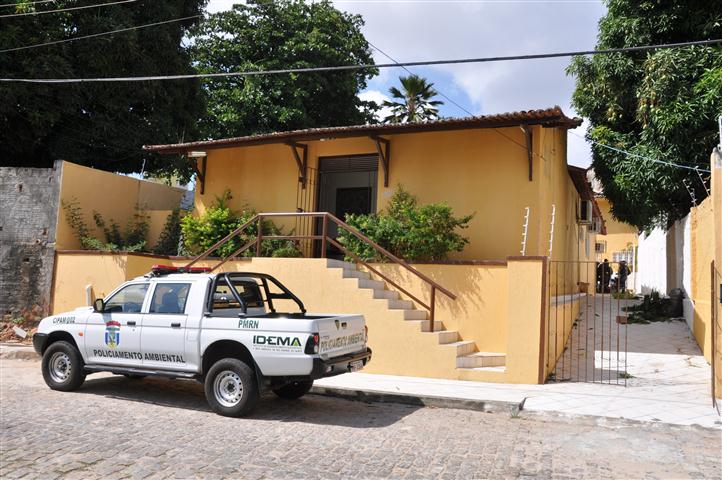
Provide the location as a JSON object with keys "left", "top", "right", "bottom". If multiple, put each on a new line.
{"left": 153, "top": 209, "right": 183, "bottom": 256}
{"left": 62, "top": 199, "right": 149, "bottom": 252}
{"left": 180, "top": 190, "right": 302, "bottom": 258}
{"left": 338, "top": 186, "right": 473, "bottom": 262}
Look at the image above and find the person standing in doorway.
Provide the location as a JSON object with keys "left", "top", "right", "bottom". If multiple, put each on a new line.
{"left": 618, "top": 260, "right": 630, "bottom": 292}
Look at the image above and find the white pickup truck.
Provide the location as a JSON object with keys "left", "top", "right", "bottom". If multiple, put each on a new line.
{"left": 33, "top": 266, "right": 371, "bottom": 417}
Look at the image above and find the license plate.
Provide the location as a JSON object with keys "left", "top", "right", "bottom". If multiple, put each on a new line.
{"left": 349, "top": 360, "right": 363, "bottom": 372}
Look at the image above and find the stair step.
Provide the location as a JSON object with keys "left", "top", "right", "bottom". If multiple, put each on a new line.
{"left": 343, "top": 269, "right": 370, "bottom": 280}
{"left": 403, "top": 310, "right": 428, "bottom": 320}
{"left": 458, "top": 366, "right": 507, "bottom": 373}
{"left": 436, "top": 330, "right": 459, "bottom": 344}
{"left": 407, "top": 319, "right": 444, "bottom": 332}
{"left": 387, "top": 299, "right": 414, "bottom": 310}
{"left": 456, "top": 352, "right": 506, "bottom": 368}
{"left": 358, "top": 278, "right": 385, "bottom": 290}
{"left": 372, "top": 289, "right": 399, "bottom": 300}
{"left": 326, "top": 259, "right": 357, "bottom": 270}
{"left": 441, "top": 341, "right": 476, "bottom": 356}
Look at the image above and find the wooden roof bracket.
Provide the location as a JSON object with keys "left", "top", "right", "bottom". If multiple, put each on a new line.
{"left": 287, "top": 142, "right": 308, "bottom": 189}
{"left": 371, "top": 135, "right": 390, "bottom": 187}
{"left": 520, "top": 125, "right": 533, "bottom": 181}
{"left": 191, "top": 155, "right": 207, "bottom": 195}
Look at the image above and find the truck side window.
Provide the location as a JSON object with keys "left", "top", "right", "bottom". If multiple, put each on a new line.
{"left": 103, "top": 284, "right": 149, "bottom": 313}
{"left": 211, "top": 281, "right": 262, "bottom": 311}
{"left": 232, "top": 281, "right": 263, "bottom": 308}
{"left": 149, "top": 283, "right": 191, "bottom": 314}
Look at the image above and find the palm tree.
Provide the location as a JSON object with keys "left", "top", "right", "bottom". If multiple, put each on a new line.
{"left": 381, "top": 75, "right": 444, "bottom": 123}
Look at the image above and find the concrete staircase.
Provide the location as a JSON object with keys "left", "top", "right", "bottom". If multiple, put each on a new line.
{"left": 326, "top": 259, "right": 506, "bottom": 373}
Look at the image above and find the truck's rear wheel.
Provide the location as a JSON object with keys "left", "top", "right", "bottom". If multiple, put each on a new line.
{"left": 273, "top": 380, "right": 313, "bottom": 400}
{"left": 204, "top": 358, "right": 258, "bottom": 417}
{"left": 41, "top": 341, "right": 86, "bottom": 392}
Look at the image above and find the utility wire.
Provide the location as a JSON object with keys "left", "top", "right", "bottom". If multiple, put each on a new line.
{"left": 569, "top": 131, "right": 711, "bottom": 173}
{"left": 0, "top": 14, "right": 202, "bottom": 53}
{"left": 0, "top": 0, "right": 136, "bottom": 18}
{"left": 2, "top": 38, "right": 720, "bottom": 83}
{"left": 366, "top": 40, "right": 541, "bottom": 161}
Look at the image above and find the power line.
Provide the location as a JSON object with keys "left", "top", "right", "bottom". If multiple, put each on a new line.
{"left": 0, "top": 14, "right": 202, "bottom": 53}
{"left": 2, "top": 38, "right": 720, "bottom": 83}
{"left": 569, "top": 131, "right": 711, "bottom": 173}
{"left": 0, "top": 0, "right": 136, "bottom": 18}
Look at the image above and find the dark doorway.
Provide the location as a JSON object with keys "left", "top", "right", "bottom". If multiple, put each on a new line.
{"left": 316, "top": 155, "right": 378, "bottom": 258}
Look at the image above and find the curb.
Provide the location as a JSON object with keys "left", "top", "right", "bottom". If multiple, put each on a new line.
{"left": 309, "top": 385, "right": 525, "bottom": 414}
{"left": 0, "top": 344, "right": 39, "bottom": 361}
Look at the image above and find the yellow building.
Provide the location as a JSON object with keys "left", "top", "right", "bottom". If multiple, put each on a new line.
{"left": 48, "top": 107, "right": 606, "bottom": 386}
{"left": 146, "top": 107, "right": 601, "bottom": 267}
{"left": 593, "top": 196, "right": 638, "bottom": 263}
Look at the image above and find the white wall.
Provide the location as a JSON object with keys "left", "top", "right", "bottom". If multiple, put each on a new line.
{"left": 635, "top": 227, "right": 668, "bottom": 294}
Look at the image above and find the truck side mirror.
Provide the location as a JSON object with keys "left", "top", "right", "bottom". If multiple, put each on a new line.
{"left": 93, "top": 298, "right": 104, "bottom": 312}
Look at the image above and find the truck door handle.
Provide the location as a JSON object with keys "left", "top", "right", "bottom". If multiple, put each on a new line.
{"left": 171, "top": 322, "right": 181, "bottom": 328}
{"left": 127, "top": 321, "right": 136, "bottom": 326}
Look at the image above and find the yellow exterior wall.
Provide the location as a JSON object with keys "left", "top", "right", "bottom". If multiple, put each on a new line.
{"left": 690, "top": 199, "right": 715, "bottom": 360}
{"left": 195, "top": 126, "right": 585, "bottom": 263}
{"left": 362, "top": 263, "right": 509, "bottom": 354}
{"left": 595, "top": 197, "right": 638, "bottom": 262}
{"left": 51, "top": 253, "right": 549, "bottom": 384}
{"left": 711, "top": 148, "right": 722, "bottom": 399}
{"left": 56, "top": 161, "right": 186, "bottom": 250}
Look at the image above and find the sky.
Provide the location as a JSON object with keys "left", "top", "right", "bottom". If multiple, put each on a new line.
{"left": 206, "top": 0, "right": 608, "bottom": 167}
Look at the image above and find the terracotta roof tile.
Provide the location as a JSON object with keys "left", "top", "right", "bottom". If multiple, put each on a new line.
{"left": 144, "top": 106, "right": 582, "bottom": 154}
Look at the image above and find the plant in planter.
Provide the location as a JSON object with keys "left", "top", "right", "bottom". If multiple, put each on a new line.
{"left": 338, "top": 186, "right": 473, "bottom": 262}
{"left": 180, "top": 190, "right": 302, "bottom": 258}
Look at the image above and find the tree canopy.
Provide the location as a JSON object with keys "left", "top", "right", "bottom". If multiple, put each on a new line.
{"left": 0, "top": 0, "right": 207, "bottom": 177}
{"left": 382, "top": 75, "right": 443, "bottom": 123}
{"left": 190, "top": 0, "right": 378, "bottom": 140}
{"left": 568, "top": 0, "right": 722, "bottom": 230}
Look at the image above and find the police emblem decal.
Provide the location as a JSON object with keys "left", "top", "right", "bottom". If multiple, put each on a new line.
{"left": 105, "top": 320, "right": 121, "bottom": 349}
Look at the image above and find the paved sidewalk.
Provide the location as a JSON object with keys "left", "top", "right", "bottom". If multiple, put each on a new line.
{"left": 316, "top": 320, "right": 721, "bottom": 429}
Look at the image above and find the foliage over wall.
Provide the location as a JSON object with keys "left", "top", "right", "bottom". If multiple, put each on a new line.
{"left": 189, "top": 0, "right": 378, "bottom": 140}
{"left": 568, "top": 0, "right": 722, "bottom": 229}
{"left": 338, "top": 186, "right": 473, "bottom": 262}
{"left": 0, "top": 1, "right": 206, "bottom": 179}
{"left": 180, "top": 190, "right": 302, "bottom": 258}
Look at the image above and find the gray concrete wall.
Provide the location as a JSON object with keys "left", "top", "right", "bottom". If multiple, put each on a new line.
{"left": 0, "top": 160, "right": 63, "bottom": 317}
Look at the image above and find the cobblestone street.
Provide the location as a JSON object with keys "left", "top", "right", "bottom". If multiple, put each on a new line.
{"left": 1, "top": 359, "right": 720, "bottom": 479}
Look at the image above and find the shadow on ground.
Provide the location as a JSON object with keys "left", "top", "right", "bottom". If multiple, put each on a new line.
{"left": 77, "top": 374, "right": 420, "bottom": 428}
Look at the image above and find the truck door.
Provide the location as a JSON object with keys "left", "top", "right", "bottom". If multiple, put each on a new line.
{"left": 141, "top": 281, "right": 194, "bottom": 371}
{"left": 84, "top": 282, "right": 148, "bottom": 366}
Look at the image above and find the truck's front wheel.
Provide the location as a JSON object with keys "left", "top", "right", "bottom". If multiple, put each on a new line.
{"left": 204, "top": 358, "right": 258, "bottom": 417}
{"left": 273, "top": 380, "right": 313, "bottom": 400}
{"left": 41, "top": 341, "right": 86, "bottom": 392}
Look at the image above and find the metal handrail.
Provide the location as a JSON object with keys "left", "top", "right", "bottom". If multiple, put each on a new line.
{"left": 185, "top": 211, "right": 457, "bottom": 330}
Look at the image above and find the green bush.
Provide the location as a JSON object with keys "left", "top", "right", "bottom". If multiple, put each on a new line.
{"left": 180, "top": 190, "right": 301, "bottom": 258}
{"left": 153, "top": 209, "right": 183, "bottom": 256}
{"left": 338, "top": 186, "right": 473, "bottom": 262}
{"left": 62, "top": 199, "right": 149, "bottom": 252}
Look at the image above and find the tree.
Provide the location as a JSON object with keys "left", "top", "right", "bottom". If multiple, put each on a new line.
{"left": 0, "top": 0, "right": 206, "bottom": 178}
{"left": 568, "top": 0, "right": 722, "bottom": 230}
{"left": 189, "top": 0, "right": 378, "bottom": 140}
{"left": 382, "top": 75, "right": 443, "bottom": 123}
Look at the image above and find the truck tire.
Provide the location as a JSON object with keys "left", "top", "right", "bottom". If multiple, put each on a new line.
{"left": 204, "top": 358, "right": 258, "bottom": 417}
{"left": 273, "top": 380, "right": 313, "bottom": 400}
{"left": 41, "top": 341, "right": 86, "bottom": 392}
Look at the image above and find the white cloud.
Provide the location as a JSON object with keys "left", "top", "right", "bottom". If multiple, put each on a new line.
{"left": 358, "top": 89, "right": 394, "bottom": 121}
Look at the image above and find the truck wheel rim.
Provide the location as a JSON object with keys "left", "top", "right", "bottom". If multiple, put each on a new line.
{"left": 49, "top": 352, "right": 71, "bottom": 383}
{"left": 213, "top": 371, "right": 243, "bottom": 407}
